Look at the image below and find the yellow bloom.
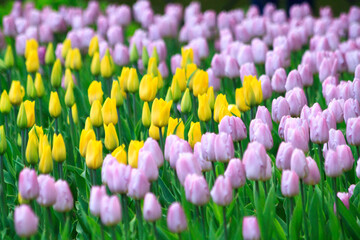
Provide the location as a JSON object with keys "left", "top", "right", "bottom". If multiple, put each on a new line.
{"left": 17, "top": 102, "right": 27, "bottom": 129}
{"left": 39, "top": 145, "right": 53, "bottom": 174}
{"left": 71, "top": 48, "right": 82, "bottom": 70}
{"left": 24, "top": 100, "right": 35, "bottom": 128}
{"left": 228, "top": 104, "right": 241, "bottom": 118}
{"left": 181, "top": 88, "right": 192, "bottom": 113}
{"left": 49, "top": 91, "right": 61, "bottom": 118}
{"left": 91, "top": 52, "right": 100, "bottom": 77}
{"left": 45, "top": 43, "right": 55, "bottom": 65}
{"left": 4, "top": 45, "right": 14, "bottom": 68}
{"left": 26, "top": 49, "right": 39, "bottom": 73}
{"left": 149, "top": 124, "right": 162, "bottom": 140}
{"left": 207, "top": 87, "right": 215, "bottom": 110}
{"left": 90, "top": 100, "right": 103, "bottom": 127}
{"left": 151, "top": 47, "right": 159, "bottom": 65}
{"left": 171, "top": 78, "right": 182, "bottom": 102}
{"left": 39, "top": 134, "right": 50, "bottom": 158}
{"left": 9, "top": 81, "right": 25, "bottom": 106}
{"left": 181, "top": 48, "right": 194, "bottom": 68}
{"left": 104, "top": 123, "right": 119, "bottom": 151}
{"left": 88, "top": 36, "right": 99, "bottom": 57}
{"left": 0, "top": 90, "right": 11, "bottom": 114}
{"left": 214, "top": 94, "right": 228, "bottom": 123}
{"left": 218, "top": 105, "right": 232, "bottom": 123}
{"left": 29, "top": 125, "right": 44, "bottom": 142}
{"left": 142, "top": 102, "right": 151, "bottom": 128}
{"left": 112, "top": 145, "right": 127, "bottom": 165}
{"left": 192, "top": 70, "right": 209, "bottom": 97}
{"left": 173, "top": 68, "right": 187, "bottom": 92}
{"left": 119, "top": 67, "right": 129, "bottom": 93}
{"left": 102, "top": 98, "right": 118, "bottom": 125}
{"left": 128, "top": 140, "right": 144, "bottom": 168}
{"left": 243, "top": 75, "right": 263, "bottom": 107}
{"left": 68, "top": 104, "right": 79, "bottom": 125}
{"left": 156, "top": 70, "right": 164, "bottom": 90}
{"left": 61, "top": 39, "right": 72, "bottom": 59}
{"left": 86, "top": 140, "right": 103, "bottom": 169}
{"left": 111, "top": 80, "right": 124, "bottom": 107}
{"left": 151, "top": 98, "right": 173, "bottom": 128}
{"left": 25, "top": 39, "right": 38, "bottom": 59}
{"left": 235, "top": 87, "right": 250, "bottom": 112}
{"left": 26, "top": 132, "right": 39, "bottom": 165}
{"left": 188, "top": 122, "right": 201, "bottom": 148}
{"left": 52, "top": 133, "right": 66, "bottom": 162}
{"left": 88, "top": 81, "right": 103, "bottom": 105}
{"left": 63, "top": 68, "right": 74, "bottom": 89}
{"left": 34, "top": 73, "right": 45, "bottom": 98}
{"left": 167, "top": 117, "right": 184, "bottom": 139}
{"left": 65, "top": 49, "right": 73, "bottom": 69}
{"left": 147, "top": 57, "right": 158, "bottom": 76}
{"left": 79, "top": 129, "right": 96, "bottom": 157}
{"left": 51, "top": 59, "right": 62, "bottom": 89}
{"left": 139, "top": 74, "right": 158, "bottom": 102}
{"left": 100, "top": 54, "right": 112, "bottom": 78}
{"left": 85, "top": 117, "right": 93, "bottom": 130}
{"left": 65, "top": 80, "right": 75, "bottom": 108}
{"left": 198, "top": 94, "right": 212, "bottom": 122}
{"left": 0, "top": 126, "right": 7, "bottom": 155}
{"left": 127, "top": 68, "right": 139, "bottom": 93}
{"left": 186, "top": 63, "right": 197, "bottom": 91}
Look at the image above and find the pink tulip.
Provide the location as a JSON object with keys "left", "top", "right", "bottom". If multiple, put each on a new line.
{"left": 224, "top": 158, "right": 246, "bottom": 189}
{"left": 337, "top": 192, "right": 350, "bottom": 210}
{"left": 242, "top": 142, "right": 269, "bottom": 181}
{"left": 138, "top": 150, "right": 158, "bottom": 182}
{"left": 219, "top": 116, "right": 247, "bottom": 142}
{"left": 169, "top": 138, "right": 192, "bottom": 169}
{"left": 102, "top": 154, "right": 118, "bottom": 184}
{"left": 271, "top": 68, "right": 287, "bottom": 93}
{"left": 325, "top": 149, "right": 343, "bottom": 177}
{"left": 194, "top": 142, "right": 212, "bottom": 172}
{"left": 260, "top": 75, "right": 272, "bottom": 100}
{"left": 89, "top": 185, "right": 107, "bottom": 217}
{"left": 141, "top": 137, "right": 164, "bottom": 167}
{"left": 127, "top": 169, "right": 150, "bottom": 200}
{"left": 357, "top": 159, "right": 360, "bottom": 178}
{"left": 36, "top": 175, "right": 57, "bottom": 207}
{"left": 19, "top": 168, "right": 39, "bottom": 200}
{"left": 113, "top": 43, "right": 129, "bottom": 66}
{"left": 242, "top": 216, "right": 260, "bottom": 240}
{"left": 255, "top": 106, "right": 273, "bottom": 131}
{"left": 276, "top": 142, "right": 294, "bottom": 170}
{"left": 346, "top": 117, "right": 360, "bottom": 146}
{"left": 237, "top": 45, "right": 253, "bottom": 66}
{"left": 207, "top": 68, "right": 221, "bottom": 91}
{"left": 349, "top": 184, "right": 356, "bottom": 198}
{"left": 250, "top": 120, "right": 273, "bottom": 150}
{"left": 309, "top": 113, "right": 329, "bottom": 144}
{"left": 272, "top": 97, "right": 290, "bottom": 123}
{"left": 210, "top": 175, "right": 233, "bottom": 206}
{"left": 143, "top": 192, "right": 162, "bottom": 222}
{"left": 353, "top": 78, "right": 360, "bottom": 103}
{"left": 300, "top": 103, "right": 322, "bottom": 124}
{"left": 214, "top": 132, "right": 235, "bottom": 162}
{"left": 290, "top": 149, "right": 309, "bottom": 179}
{"left": 327, "top": 129, "right": 346, "bottom": 150}
{"left": 201, "top": 133, "right": 217, "bottom": 162}
{"left": 14, "top": 205, "right": 39, "bottom": 238}
{"left": 184, "top": 174, "right": 210, "bottom": 206}
{"left": 251, "top": 38, "right": 268, "bottom": 63}
{"left": 3, "top": 15, "right": 16, "bottom": 37}
{"left": 211, "top": 54, "right": 225, "bottom": 78}
{"left": 165, "top": 135, "right": 180, "bottom": 162}
{"left": 266, "top": 50, "right": 284, "bottom": 77}
{"left": 285, "top": 87, "right": 308, "bottom": 117}
{"left": 100, "top": 195, "right": 122, "bottom": 226}
{"left": 53, "top": 180, "right": 73, "bottom": 212}
{"left": 303, "top": 157, "right": 320, "bottom": 185}
{"left": 224, "top": 56, "right": 239, "bottom": 79}
{"left": 171, "top": 55, "right": 182, "bottom": 75}
{"left": 328, "top": 99, "right": 344, "bottom": 123}
{"left": 240, "top": 63, "right": 257, "bottom": 83}
{"left": 344, "top": 99, "right": 360, "bottom": 124}
{"left": 97, "top": 15, "right": 109, "bottom": 36}
{"left": 322, "top": 109, "right": 337, "bottom": 130}
{"left": 285, "top": 70, "right": 303, "bottom": 92}
{"left": 281, "top": 170, "right": 299, "bottom": 197}
{"left": 167, "top": 202, "right": 187, "bottom": 233}
{"left": 336, "top": 145, "right": 354, "bottom": 172}
{"left": 176, "top": 153, "right": 202, "bottom": 185}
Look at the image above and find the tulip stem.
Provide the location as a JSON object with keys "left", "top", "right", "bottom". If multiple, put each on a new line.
{"left": 357, "top": 146, "right": 360, "bottom": 159}
{"left": 58, "top": 162, "right": 63, "bottom": 180}
{"left": 96, "top": 127, "right": 101, "bottom": 141}
{"left": 121, "top": 194, "right": 129, "bottom": 240}
{"left": 69, "top": 107, "right": 77, "bottom": 167}
{"left": 0, "top": 154, "right": 7, "bottom": 227}
{"left": 223, "top": 206, "right": 227, "bottom": 240}
{"left": 153, "top": 222, "right": 159, "bottom": 240}
{"left": 111, "top": 226, "right": 117, "bottom": 240}
{"left": 54, "top": 117, "right": 59, "bottom": 134}
{"left": 21, "top": 129, "right": 26, "bottom": 166}
{"left": 201, "top": 205, "right": 207, "bottom": 239}
{"left": 116, "top": 107, "right": 122, "bottom": 145}
{"left": 46, "top": 207, "right": 54, "bottom": 238}
{"left": 90, "top": 169, "right": 97, "bottom": 186}
{"left": 211, "top": 162, "right": 217, "bottom": 182}
{"left": 4, "top": 115, "right": 8, "bottom": 135}
{"left": 332, "top": 177, "right": 345, "bottom": 239}
{"left": 158, "top": 128, "right": 164, "bottom": 153}
{"left": 300, "top": 180, "right": 309, "bottom": 240}
{"left": 39, "top": 98, "right": 43, "bottom": 127}
{"left": 135, "top": 200, "right": 144, "bottom": 240}
{"left": 317, "top": 144, "right": 325, "bottom": 211}
{"left": 133, "top": 93, "right": 137, "bottom": 125}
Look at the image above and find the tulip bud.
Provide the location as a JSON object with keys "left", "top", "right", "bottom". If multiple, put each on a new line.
{"left": 285, "top": 87, "right": 308, "bottom": 117}
{"left": 167, "top": 117, "right": 184, "bottom": 139}
{"left": 242, "top": 216, "right": 260, "bottom": 240}
{"left": 104, "top": 123, "right": 119, "bottom": 151}
{"left": 89, "top": 185, "right": 106, "bottom": 217}
{"left": 181, "top": 88, "right": 192, "bottom": 114}
{"left": 26, "top": 132, "right": 39, "bottom": 165}
{"left": 139, "top": 74, "right": 158, "bottom": 102}
{"left": 9, "top": 80, "right": 25, "bottom": 106}
{"left": 64, "top": 82, "right": 75, "bottom": 108}
{"left": 39, "top": 145, "right": 53, "bottom": 174}
{"left": 187, "top": 122, "right": 201, "bottom": 148}
{"left": 51, "top": 59, "right": 62, "bottom": 89}
{"left": 325, "top": 149, "right": 343, "bottom": 177}
{"left": 127, "top": 68, "right": 139, "bottom": 93}
{"left": 198, "top": 93, "right": 212, "bottom": 122}
{"left": 336, "top": 145, "right": 354, "bottom": 172}
{"left": 49, "top": 91, "right": 61, "bottom": 118}
{"left": 142, "top": 102, "right": 151, "bottom": 128}
{"left": 243, "top": 75, "right": 263, "bottom": 108}
{"left": 88, "top": 80, "right": 103, "bottom": 105}
{"left": 210, "top": 175, "right": 233, "bottom": 206}
{"left": 4, "top": 45, "right": 14, "bottom": 68}
{"left": 26, "top": 75, "right": 36, "bottom": 100}
{"left": 138, "top": 150, "right": 159, "bottom": 182}
{"left": 184, "top": 174, "right": 210, "bottom": 205}
{"left": 100, "top": 195, "right": 122, "bottom": 226}
{"left": 143, "top": 192, "right": 162, "bottom": 222}
{"left": 141, "top": 138, "right": 164, "bottom": 167}
{"left": 346, "top": 117, "right": 360, "bottom": 146}
{"left": 255, "top": 106, "right": 273, "bottom": 130}
{"left": 45, "top": 43, "right": 55, "bottom": 65}
{"left": 0, "top": 126, "right": 7, "bottom": 155}
{"left": 102, "top": 98, "right": 118, "bottom": 125}
{"left": 19, "top": 168, "right": 39, "bottom": 200}
{"left": 128, "top": 168, "right": 150, "bottom": 199}
{"left": 86, "top": 139, "right": 103, "bottom": 169}
{"left": 281, "top": 170, "right": 299, "bottom": 197}
{"left": 167, "top": 202, "right": 188, "bottom": 233}
{"left": 142, "top": 46, "right": 149, "bottom": 69}
{"left": 165, "top": 87, "right": 173, "bottom": 102}
{"left": 17, "top": 102, "right": 27, "bottom": 129}
{"left": 14, "top": 205, "right": 39, "bottom": 238}
{"left": 90, "top": 52, "right": 101, "bottom": 76}
{"left": 290, "top": 148, "right": 308, "bottom": 179}
{"left": 53, "top": 180, "right": 73, "bottom": 212}
{"left": 303, "top": 157, "right": 320, "bottom": 185}
{"left": 111, "top": 80, "right": 123, "bottom": 107}
{"left": 26, "top": 49, "right": 39, "bottom": 73}
{"left": 129, "top": 43, "right": 139, "bottom": 63}
{"left": 147, "top": 57, "right": 158, "bottom": 77}
{"left": 309, "top": 113, "right": 329, "bottom": 144}
{"left": 171, "top": 78, "right": 182, "bottom": 102}
{"left": 151, "top": 98, "right": 173, "bottom": 128}
{"left": 36, "top": 174, "right": 57, "bottom": 207}
{"left": 214, "top": 94, "right": 229, "bottom": 123}
{"left": 100, "top": 54, "right": 113, "bottom": 78}
{"left": 34, "top": 73, "right": 45, "bottom": 98}
{"left": 192, "top": 70, "right": 209, "bottom": 97}
{"left": 200, "top": 132, "right": 217, "bottom": 162}
{"left": 52, "top": 133, "right": 66, "bottom": 162}
{"left": 90, "top": 100, "right": 103, "bottom": 127}
{"left": 88, "top": 36, "right": 99, "bottom": 57}
{"left": 128, "top": 140, "right": 144, "bottom": 168}
{"left": 224, "top": 158, "right": 246, "bottom": 189}
{"left": 0, "top": 90, "right": 11, "bottom": 114}
{"left": 23, "top": 100, "right": 35, "bottom": 128}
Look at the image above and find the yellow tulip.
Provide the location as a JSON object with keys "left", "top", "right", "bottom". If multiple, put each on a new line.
{"left": 102, "top": 98, "right": 118, "bottom": 125}
{"left": 119, "top": 67, "right": 130, "bottom": 93}
{"left": 213, "top": 94, "right": 228, "bottom": 123}
{"left": 127, "top": 68, "right": 139, "bottom": 93}
{"left": 207, "top": 87, "right": 215, "bottom": 110}
{"left": 139, "top": 74, "right": 158, "bottom": 102}
{"left": 39, "top": 145, "right": 53, "bottom": 174}
{"left": 26, "top": 75, "right": 36, "bottom": 99}
{"left": 142, "top": 102, "right": 151, "bottom": 128}
{"left": 188, "top": 122, "right": 201, "bottom": 148}
{"left": 24, "top": 100, "right": 35, "bottom": 128}
{"left": 111, "top": 80, "right": 124, "bottom": 107}
{"left": 186, "top": 63, "right": 197, "bottom": 90}
{"left": 9, "top": 81, "right": 25, "bottom": 106}
{"left": 61, "top": 39, "right": 72, "bottom": 59}
{"left": 88, "top": 36, "right": 99, "bottom": 57}
{"left": 68, "top": 104, "right": 79, "bottom": 125}
{"left": 71, "top": 48, "right": 82, "bottom": 70}
{"left": 128, "top": 140, "right": 144, "bottom": 168}
{"left": 100, "top": 54, "right": 112, "bottom": 78}
{"left": 167, "top": 117, "right": 184, "bottom": 139}
{"left": 29, "top": 125, "right": 43, "bottom": 142}
{"left": 0, "top": 126, "right": 7, "bottom": 154}
{"left": 104, "top": 123, "right": 119, "bottom": 151}
{"left": 228, "top": 104, "right": 241, "bottom": 118}
{"left": 243, "top": 75, "right": 263, "bottom": 107}
{"left": 149, "top": 124, "right": 161, "bottom": 140}
{"left": 85, "top": 117, "right": 93, "bottom": 130}
{"left": 192, "top": 70, "right": 209, "bottom": 97}
{"left": 39, "top": 134, "right": 50, "bottom": 158}
{"left": 25, "top": 39, "right": 38, "bottom": 59}
{"left": 171, "top": 78, "right": 182, "bottom": 102}
{"left": 34, "top": 73, "right": 45, "bottom": 98}
{"left": 181, "top": 88, "right": 192, "bottom": 113}
{"left": 91, "top": 52, "right": 100, "bottom": 76}
{"left": 173, "top": 68, "right": 187, "bottom": 92}
{"left": 26, "top": 132, "right": 39, "bottom": 165}
{"left": 156, "top": 70, "right": 164, "bottom": 90}
{"left": 17, "top": 102, "right": 27, "bottom": 129}
{"left": 45, "top": 43, "right": 55, "bottom": 65}
{"left": 51, "top": 59, "right": 62, "bottom": 89}
{"left": 90, "top": 100, "right": 103, "bottom": 127}
{"left": 79, "top": 129, "right": 96, "bottom": 157}
{"left": 4, "top": 45, "right": 14, "bottom": 68}
{"left": 88, "top": 81, "right": 103, "bottom": 105}
{"left": 65, "top": 80, "right": 75, "bottom": 107}
{"left": 26, "top": 49, "right": 39, "bottom": 73}
{"left": 52, "top": 133, "right": 66, "bottom": 162}
{"left": 0, "top": 90, "right": 11, "bottom": 114}
{"left": 151, "top": 47, "right": 159, "bottom": 65}
{"left": 181, "top": 48, "right": 194, "bottom": 68}
{"left": 218, "top": 105, "right": 232, "bottom": 123}
{"left": 147, "top": 57, "right": 158, "bottom": 76}
{"left": 235, "top": 87, "right": 251, "bottom": 112}
{"left": 112, "top": 144, "right": 127, "bottom": 165}
{"left": 151, "top": 98, "right": 173, "bottom": 128}
{"left": 49, "top": 91, "right": 61, "bottom": 118}
{"left": 65, "top": 49, "right": 73, "bottom": 69}
{"left": 63, "top": 68, "right": 74, "bottom": 89}
{"left": 198, "top": 94, "right": 212, "bottom": 122}
{"left": 86, "top": 139, "right": 103, "bottom": 169}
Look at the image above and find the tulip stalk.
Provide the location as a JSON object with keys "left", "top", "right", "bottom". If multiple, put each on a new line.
{"left": 201, "top": 205, "right": 207, "bottom": 239}
{"left": 317, "top": 144, "right": 325, "bottom": 210}
{"left": 58, "top": 162, "right": 63, "bottom": 179}
{"left": 152, "top": 222, "right": 159, "bottom": 240}
{"left": 132, "top": 94, "right": 137, "bottom": 125}
{"left": 0, "top": 154, "right": 7, "bottom": 226}
{"left": 135, "top": 200, "right": 144, "bottom": 240}
{"left": 116, "top": 107, "right": 122, "bottom": 144}
{"left": 68, "top": 107, "right": 77, "bottom": 167}
{"left": 332, "top": 177, "right": 345, "bottom": 239}
{"left": 21, "top": 129, "right": 26, "bottom": 166}
{"left": 121, "top": 194, "right": 129, "bottom": 240}
{"left": 223, "top": 206, "right": 227, "bottom": 240}
{"left": 111, "top": 226, "right": 117, "bottom": 240}
{"left": 300, "top": 180, "right": 309, "bottom": 240}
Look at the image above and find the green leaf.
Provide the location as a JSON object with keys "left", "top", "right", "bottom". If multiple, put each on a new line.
{"left": 338, "top": 198, "right": 360, "bottom": 238}
{"left": 273, "top": 218, "right": 287, "bottom": 240}
{"left": 290, "top": 197, "right": 302, "bottom": 240}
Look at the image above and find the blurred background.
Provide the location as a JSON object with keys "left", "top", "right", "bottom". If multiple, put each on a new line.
{"left": 0, "top": 0, "right": 360, "bottom": 22}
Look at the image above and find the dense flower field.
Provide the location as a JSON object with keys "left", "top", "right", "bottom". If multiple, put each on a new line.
{"left": 1, "top": 0, "right": 360, "bottom": 239}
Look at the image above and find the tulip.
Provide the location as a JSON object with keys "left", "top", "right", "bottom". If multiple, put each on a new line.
{"left": 52, "top": 133, "right": 66, "bottom": 163}
{"left": 88, "top": 36, "right": 99, "bottom": 57}
{"left": 89, "top": 185, "right": 106, "bottom": 217}
{"left": 167, "top": 117, "right": 184, "bottom": 139}
{"left": 240, "top": 63, "right": 257, "bottom": 83}
{"left": 0, "top": 90, "right": 11, "bottom": 114}
{"left": 197, "top": 93, "right": 211, "bottom": 122}
{"left": 138, "top": 150, "right": 159, "bottom": 182}
{"left": 242, "top": 216, "right": 260, "bottom": 240}
{"left": 151, "top": 98, "right": 173, "bottom": 128}
{"left": 169, "top": 139, "right": 192, "bottom": 169}
{"left": 164, "top": 135, "right": 180, "bottom": 161}
{"left": 250, "top": 120, "right": 273, "bottom": 150}
{"left": 64, "top": 81, "right": 75, "bottom": 108}
{"left": 173, "top": 68, "right": 187, "bottom": 91}
{"left": 142, "top": 102, "right": 151, "bottom": 128}
{"left": 100, "top": 195, "right": 122, "bottom": 226}
{"left": 128, "top": 168, "right": 150, "bottom": 199}
{"left": 219, "top": 116, "right": 247, "bottom": 142}
{"left": 128, "top": 140, "right": 144, "bottom": 168}
{"left": 102, "top": 98, "right": 118, "bottom": 125}
{"left": 51, "top": 59, "right": 62, "bottom": 89}
{"left": 26, "top": 132, "right": 38, "bottom": 165}
{"left": 90, "top": 100, "right": 103, "bottom": 128}
{"left": 214, "top": 94, "right": 229, "bottom": 123}
{"left": 346, "top": 117, "right": 360, "bottom": 146}
{"left": 86, "top": 140, "right": 103, "bottom": 170}
{"left": 39, "top": 145, "right": 53, "bottom": 174}
{"left": 336, "top": 145, "right": 354, "bottom": 172}
{"left": 180, "top": 88, "right": 192, "bottom": 114}
{"left": 327, "top": 129, "right": 346, "bottom": 151}
{"left": 9, "top": 80, "right": 25, "bottom": 106}
{"left": 36, "top": 174, "right": 57, "bottom": 207}
{"left": 309, "top": 113, "right": 329, "bottom": 144}
{"left": 88, "top": 81, "right": 103, "bottom": 105}
{"left": 0, "top": 126, "right": 7, "bottom": 155}
{"left": 171, "top": 78, "right": 182, "bottom": 102}
{"left": 271, "top": 68, "right": 287, "bottom": 93}
{"left": 188, "top": 122, "right": 201, "bottom": 148}
{"left": 235, "top": 87, "right": 251, "bottom": 112}
{"left": 91, "top": 52, "right": 100, "bottom": 76}
{"left": 201, "top": 133, "right": 217, "bottom": 162}
{"left": 194, "top": 142, "right": 212, "bottom": 172}
{"left": 14, "top": 205, "right": 39, "bottom": 238}
{"left": 290, "top": 148, "right": 309, "bottom": 179}
{"left": 336, "top": 192, "right": 350, "bottom": 210}
{"left": 53, "top": 180, "right": 73, "bottom": 212}
{"left": 192, "top": 70, "right": 209, "bottom": 97}
{"left": 4, "top": 45, "right": 14, "bottom": 68}
{"left": 281, "top": 170, "right": 299, "bottom": 197}
{"left": 176, "top": 153, "right": 202, "bottom": 185}
{"left": 45, "top": 43, "right": 55, "bottom": 65}
{"left": 79, "top": 129, "right": 96, "bottom": 157}
{"left": 243, "top": 75, "right": 262, "bottom": 108}
{"left": 139, "top": 74, "right": 158, "bottom": 102}
{"left": 211, "top": 175, "right": 233, "bottom": 206}
{"left": 141, "top": 138, "right": 163, "bottom": 167}
{"left": 328, "top": 99, "right": 344, "bottom": 123}
{"left": 215, "top": 132, "right": 235, "bottom": 162}
{"left": 129, "top": 43, "right": 139, "bottom": 63}
{"left": 19, "top": 168, "right": 39, "bottom": 200}
{"left": 224, "top": 158, "right": 246, "bottom": 189}
{"left": 127, "top": 68, "right": 139, "bottom": 93}
{"left": 24, "top": 100, "right": 35, "bottom": 128}
{"left": 184, "top": 174, "right": 210, "bottom": 205}
{"left": 106, "top": 160, "right": 132, "bottom": 194}
{"left": 325, "top": 149, "right": 343, "bottom": 177}
{"left": 26, "top": 75, "right": 36, "bottom": 99}
{"left": 17, "top": 102, "right": 27, "bottom": 129}
{"left": 343, "top": 98, "right": 360, "bottom": 123}
{"left": 242, "top": 142, "right": 269, "bottom": 181}
{"left": 167, "top": 202, "right": 188, "bottom": 233}
{"left": 26, "top": 49, "right": 39, "bottom": 73}
{"left": 104, "top": 123, "right": 119, "bottom": 151}
{"left": 100, "top": 54, "right": 113, "bottom": 78}
{"left": 49, "top": 91, "right": 61, "bottom": 118}
{"left": 34, "top": 73, "right": 45, "bottom": 98}
{"left": 285, "top": 70, "right": 303, "bottom": 92}
{"left": 143, "top": 193, "right": 162, "bottom": 222}
{"left": 276, "top": 142, "right": 294, "bottom": 170}
{"left": 285, "top": 88, "right": 308, "bottom": 117}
